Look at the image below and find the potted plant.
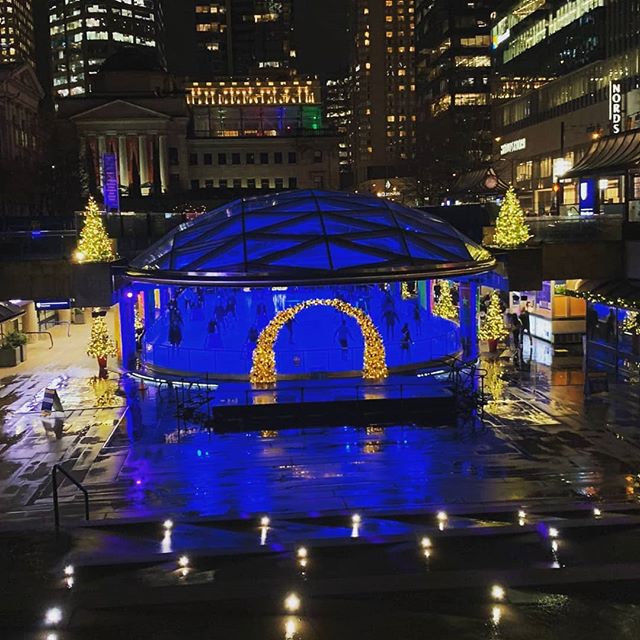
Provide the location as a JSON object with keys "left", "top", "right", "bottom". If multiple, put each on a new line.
{"left": 8, "top": 331, "right": 28, "bottom": 362}
{"left": 0, "top": 332, "right": 24, "bottom": 367}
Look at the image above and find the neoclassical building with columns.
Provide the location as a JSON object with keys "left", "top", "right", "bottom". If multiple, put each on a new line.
{"left": 56, "top": 50, "right": 339, "bottom": 204}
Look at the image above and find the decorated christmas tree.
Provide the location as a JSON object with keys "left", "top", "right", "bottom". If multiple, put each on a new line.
{"left": 433, "top": 280, "right": 458, "bottom": 322}
{"left": 479, "top": 291, "right": 508, "bottom": 343}
{"left": 622, "top": 310, "right": 640, "bottom": 335}
{"left": 87, "top": 315, "right": 118, "bottom": 378}
{"left": 494, "top": 186, "right": 531, "bottom": 249}
{"left": 75, "top": 197, "right": 116, "bottom": 263}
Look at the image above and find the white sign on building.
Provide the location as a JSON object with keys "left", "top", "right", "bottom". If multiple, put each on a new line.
{"left": 500, "top": 138, "right": 527, "bottom": 156}
{"left": 609, "top": 82, "right": 623, "bottom": 135}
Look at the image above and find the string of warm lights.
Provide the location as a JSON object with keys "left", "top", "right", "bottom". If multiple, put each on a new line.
{"left": 479, "top": 291, "right": 509, "bottom": 342}
{"left": 75, "top": 196, "right": 116, "bottom": 263}
{"left": 433, "top": 280, "right": 459, "bottom": 323}
{"left": 566, "top": 288, "right": 640, "bottom": 312}
{"left": 249, "top": 298, "right": 388, "bottom": 385}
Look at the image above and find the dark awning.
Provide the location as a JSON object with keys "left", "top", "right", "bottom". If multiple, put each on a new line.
{"left": 571, "top": 279, "right": 640, "bottom": 309}
{"left": 564, "top": 131, "right": 640, "bottom": 179}
{"left": 451, "top": 167, "right": 509, "bottom": 197}
{"left": 0, "top": 301, "right": 24, "bottom": 324}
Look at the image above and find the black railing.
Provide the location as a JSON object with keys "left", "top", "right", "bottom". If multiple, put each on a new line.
{"left": 52, "top": 463, "right": 90, "bottom": 532}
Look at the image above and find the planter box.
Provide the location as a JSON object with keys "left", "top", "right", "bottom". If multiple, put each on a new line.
{"left": 0, "top": 346, "right": 20, "bottom": 367}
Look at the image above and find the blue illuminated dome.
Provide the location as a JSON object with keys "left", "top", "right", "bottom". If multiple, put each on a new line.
{"left": 128, "top": 190, "right": 494, "bottom": 285}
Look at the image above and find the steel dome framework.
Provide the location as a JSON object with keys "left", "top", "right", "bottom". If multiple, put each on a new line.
{"left": 128, "top": 190, "right": 495, "bottom": 286}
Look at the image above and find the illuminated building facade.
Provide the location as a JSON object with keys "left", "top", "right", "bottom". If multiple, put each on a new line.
{"left": 59, "top": 64, "right": 338, "bottom": 198}
{"left": 166, "top": 0, "right": 294, "bottom": 80}
{"left": 228, "top": 0, "right": 294, "bottom": 77}
{"left": 186, "top": 78, "right": 338, "bottom": 192}
{"left": 0, "top": 0, "right": 35, "bottom": 65}
{"left": 349, "top": 0, "right": 417, "bottom": 191}
{"left": 415, "top": 0, "right": 497, "bottom": 202}
{"left": 492, "top": 0, "right": 606, "bottom": 77}
{"left": 325, "top": 76, "right": 353, "bottom": 181}
{"left": 492, "top": 0, "right": 640, "bottom": 214}
{"left": 48, "top": 0, "right": 165, "bottom": 97}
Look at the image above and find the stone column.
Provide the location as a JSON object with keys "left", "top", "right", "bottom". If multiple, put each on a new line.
{"left": 118, "top": 135, "right": 128, "bottom": 187}
{"left": 97, "top": 136, "right": 106, "bottom": 188}
{"left": 158, "top": 134, "right": 169, "bottom": 193}
{"left": 138, "top": 134, "right": 149, "bottom": 188}
{"left": 21, "top": 302, "right": 38, "bottom": 336}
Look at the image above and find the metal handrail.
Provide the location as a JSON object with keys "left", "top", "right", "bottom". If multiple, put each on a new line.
{"left": 23, "top": 330, "right": 54, "bottom": 349}
{"left": 52, "top": 463, "right": 90, "bottom": 532}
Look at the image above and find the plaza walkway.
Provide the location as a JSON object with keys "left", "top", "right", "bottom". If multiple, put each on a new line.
{"left": 1, "top": 325, "right": 640, "bottom": 530}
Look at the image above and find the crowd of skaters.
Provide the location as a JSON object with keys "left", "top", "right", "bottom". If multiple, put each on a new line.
{"left": 162, "top": 283, "right": 430, "bottom": 359}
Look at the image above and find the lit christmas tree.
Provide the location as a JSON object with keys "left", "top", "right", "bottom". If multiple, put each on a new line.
{"left": 493, "top": 186, "right": 531, "bottom": 249}
{"left": 622, "top": 310, "right": 640, "bottom": 335}
{"left": 479, "top": 291, "right": 508, "bottom": 343}
{"left": 87, "top": 315, "right": 118, "bottom": 378}
{"left": 75, "top": 197, "right": 116, "bottom": 262}
{"left": 433, "top": 280, "right": 458, "bottom": 322}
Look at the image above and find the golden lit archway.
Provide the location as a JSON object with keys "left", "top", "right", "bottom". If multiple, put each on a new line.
{"left": 250, "top": 298, "right": 388, "bottom": 385}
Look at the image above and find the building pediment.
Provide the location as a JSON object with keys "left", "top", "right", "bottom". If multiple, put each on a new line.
{"left": 70, "top": 99, "right": 173, "bottom": 122}
{"left": 0, "top": 63, "right": 44, "bottom": 101}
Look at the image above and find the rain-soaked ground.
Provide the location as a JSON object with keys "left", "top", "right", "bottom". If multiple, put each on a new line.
{"left": 1, "top": 335, "right": 640, "bottom": 526}
{"left": 4, "top": 333, "right": 640, "bottom": 637}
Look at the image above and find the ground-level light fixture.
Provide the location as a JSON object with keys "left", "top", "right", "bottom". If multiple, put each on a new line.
{"left": 593, "top": 507, "right": 602, "bottom": 517}
{"left": 163, "top": 519, "right": 174, "bottom": 530}
{"left": 491, "top": 584, "right": 506, "bottom": 601}
{"left": 297, "top": 546, "right": 308, "bottom": 559}
{"left": 420, "top": 537, "right": 432, "bottom": 549}
{"left": 284, "top": 592, "right": 301, "bottom": 613}
{"left": 351, "top": 513, "right": 361, "bottom": 525}
{"left": 548, "top": 527, "right": 559, "bottom": 538}
{"left": 63, "top": 565, "right": 74, "bottom": 577}
{"left": 44, "top": 607, "right": 63, "bottom": 626}
{"left": 178, "top": 555, "right": 189, "bottom": 568}
{"left": 260, "top": 515, "right": 270, "bottom": 527}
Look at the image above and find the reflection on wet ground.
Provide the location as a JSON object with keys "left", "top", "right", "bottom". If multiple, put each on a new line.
{"left": 1, "top": 334, "right": 640, "bottom": 526}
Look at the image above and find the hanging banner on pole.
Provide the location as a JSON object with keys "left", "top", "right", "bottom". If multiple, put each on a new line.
{"left": 102, "top": 153, "right": 120, "bottom": 213}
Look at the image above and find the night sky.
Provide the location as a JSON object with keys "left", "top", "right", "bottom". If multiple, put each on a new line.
{"left": 294, "top": 0, "right": 350, "bottom": 79}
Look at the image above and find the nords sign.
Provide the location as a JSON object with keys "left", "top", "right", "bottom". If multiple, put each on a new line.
{"left": 610, "top": 82, "right": 623, "bottom": 135}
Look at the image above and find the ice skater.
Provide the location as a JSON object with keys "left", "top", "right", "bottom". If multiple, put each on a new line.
{"left": 335, "top": 319, "right": 353, "bottom": 361}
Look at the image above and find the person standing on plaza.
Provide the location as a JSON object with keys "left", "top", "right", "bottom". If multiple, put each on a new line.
{"left": 511, "top": 313, "right": 522, "bottom": 351}
{"left": 520, "top": 305, "right": 531, "bottom": 340}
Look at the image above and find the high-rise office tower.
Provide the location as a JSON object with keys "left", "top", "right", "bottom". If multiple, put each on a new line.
{"left": 49, "top": 0, "right": 166, "bottom": 97}
{"left": 325, "top": 76, "right": 352, "bottom": 179}
{"left": 0, "top": 0, "right": 35, "bottom": 65}
{"left": 165, "top": 0, "right": 294, "bottom": 80}
{"left": 415, "top": 0, "right": 497, "bottom": 201}
{"left": 350, "top": 0, "right": 417, "bottom": 189}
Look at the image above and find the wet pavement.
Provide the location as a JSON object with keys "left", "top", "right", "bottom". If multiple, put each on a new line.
{"left": 4, "top": 331, "right": 640, "bottom": 638}
{"left": 1, "top": 332, "right": 640, "bottom": 529}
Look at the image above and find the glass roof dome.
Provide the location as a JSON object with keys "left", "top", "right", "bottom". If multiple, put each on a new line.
{"left": 128, "top": 190, "right": 495, "bottom": 285}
